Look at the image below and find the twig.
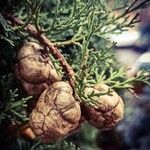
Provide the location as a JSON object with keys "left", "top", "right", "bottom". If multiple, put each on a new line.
{"left": 56, "top": 36, "right": 84, "bottom": 46}
{"left": 8, "top": 122, "right": 35, "bottom": 139}
{"left": 3, "top": 13, "right": 75, "bottom": 89}
{"left": 128, "top": 88, "right": 139, "bottom": 99}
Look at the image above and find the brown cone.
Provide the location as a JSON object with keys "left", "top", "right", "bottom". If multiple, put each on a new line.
{"left": 29, "top": 81, "right": 81, "bottom": 143}
{"left": 82, "top": 83, "right": 124, "bottom": 130}
{"left": 15, "top": 42, "right": 61, "bottom": 98}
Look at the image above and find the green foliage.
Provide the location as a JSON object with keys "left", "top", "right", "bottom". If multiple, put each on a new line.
{"left": 0, "top": 13, "right": 22, "bottom": 47}
{"left": 75, "top": 123, "right": 99, "bottom": 150}
{"left": 11, "top": 138, "right": 79, "bottom": 150}
{"left": 0, "top": 0, "right": 150, "bottom": 149}
{"left": 0, "top": 74, "right": 32, "bottom": 124}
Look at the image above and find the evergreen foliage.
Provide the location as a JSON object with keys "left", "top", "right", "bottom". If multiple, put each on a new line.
{"left": 0, "top": 0, "right": 150, "bottom": 149}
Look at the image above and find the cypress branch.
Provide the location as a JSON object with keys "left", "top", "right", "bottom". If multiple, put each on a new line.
{"left": 3, "top": 13, "right": 75, "bottom": 89}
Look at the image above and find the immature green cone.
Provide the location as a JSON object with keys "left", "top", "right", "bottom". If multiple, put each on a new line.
{"left": 15, "top": 42, "right": 61, "bottom": 97}
{"left": 29, "top": 81, "right": 81, "bottom": 143}
{"left": 82, "top": 83, "right": 124, "bottom": 130}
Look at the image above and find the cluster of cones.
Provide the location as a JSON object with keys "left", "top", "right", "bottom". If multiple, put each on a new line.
{"left": 14, "top": 42, "right": 124, "bottom": 143}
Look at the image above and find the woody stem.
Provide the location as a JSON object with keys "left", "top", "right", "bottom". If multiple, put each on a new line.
{"left": 3, "top": 13, "right": 75, "bottom": 89}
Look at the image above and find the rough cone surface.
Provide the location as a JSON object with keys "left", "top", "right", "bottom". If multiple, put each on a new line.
{"left": 82, "top": 83, "right": 124, "bottom": 130}
{"left": 29, "top": 81, "right": 81, "bottom": 143}
{"left": 15, "top": 42, "right": 61, "bottom": 97}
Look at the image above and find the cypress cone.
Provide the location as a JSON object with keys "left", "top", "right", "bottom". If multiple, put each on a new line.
{"left": 15, "top": 42, "right": 61, "bottom": 98}
{"left": 29, "top": 81, "right": 81, "bottom": 143}
{"left": 82, "top": 83, "right": 124, "bottom": 130}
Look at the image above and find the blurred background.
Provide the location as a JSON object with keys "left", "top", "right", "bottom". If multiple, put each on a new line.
{"left": 96, "top": 3, "right": 150, "bottom": 150}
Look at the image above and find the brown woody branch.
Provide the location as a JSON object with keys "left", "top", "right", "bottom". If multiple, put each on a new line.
{"left": 8, "top": 123, "right": 35, "bottom": 140}
{"left": 3, "top": 13, "right": 75, "bottom": 88}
